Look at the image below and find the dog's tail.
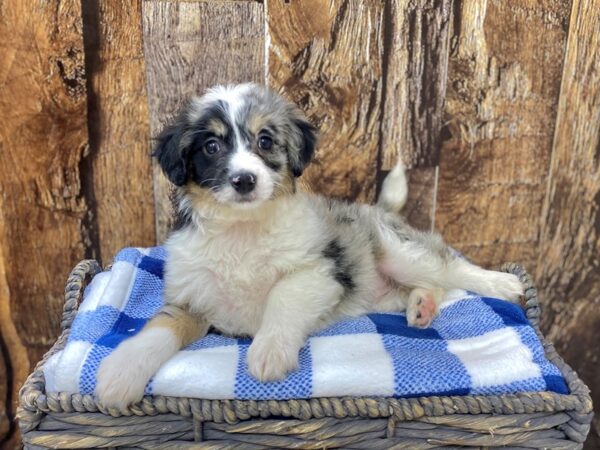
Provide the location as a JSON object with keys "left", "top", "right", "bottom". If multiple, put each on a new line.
{"left": 377, "top": 160, "right": 408, "bottom": 214}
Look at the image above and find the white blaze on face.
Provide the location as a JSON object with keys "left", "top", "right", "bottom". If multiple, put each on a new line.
{"left": 203, "top": 83, "right": 276, "bottom": 207}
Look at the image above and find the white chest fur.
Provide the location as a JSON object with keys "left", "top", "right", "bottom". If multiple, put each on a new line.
{"left": 163, "top": 198, "right": 323, "bottom": 336}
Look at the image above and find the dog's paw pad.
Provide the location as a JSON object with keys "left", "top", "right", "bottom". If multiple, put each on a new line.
{"left": 407, "top": 289, "right": 440, "bottom": 328}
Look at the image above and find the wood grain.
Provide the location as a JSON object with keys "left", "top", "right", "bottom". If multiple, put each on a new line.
{"left": 0, "top": 0, "right": 90, "bottom": 446}
{"left": 0, "top": 345, "right": 7, "bottom": 444}
{"left": 380, "top": 0, "right": 452, "bottom": 170}
{"left": 379, "top": 0, "right": 452, "bottom": 230}
{"left": 535, "top": 0, "right": 600, "bottom": 446}
{"left": 0, "top": 220, "right": 29, "bottom": 450}
{"left": 82, "top": 0, "right": 156, "bottom": 264}
{"left": 405, "top": 167, "right": 438, "bottom": 232}
{"left": 143, "top": 0, "right": 265, "bottom": 242}
{"left": 267, "top": 0, "right": 385, "bottom": 204}
{"left": 435, "top": 0, "right": 570, "bottom": 270}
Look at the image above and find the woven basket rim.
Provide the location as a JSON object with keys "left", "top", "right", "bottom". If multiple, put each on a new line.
{"left": 17, "top": 259, "right": 594, "bottom": 434}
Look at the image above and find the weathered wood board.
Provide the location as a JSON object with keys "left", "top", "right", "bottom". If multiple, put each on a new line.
{"left": 0, "top": 0, "right": 90, "bottom": 446}
{"left": 404, "top": 167, "right": 438, "bottom": 232}
{"left": 380, "top": 0, "right": 452, "bottom": 171}
{"left": 379, "top": 0, "right": 452, "bottom": 230}
{"left": 0, "top": 230, "right": 29, "bottom": 450}
{"left": 0, "top": 328, "right": 11, "bottom": 446}
{"left": 143, "top": 0, "right": 265, "bottom": 242}
{"left": 0, "top": 345, "right": 8, "bottom": 444}
{"left": 267, "top": 0, "right": 386, "bottom": 204}
{"left": 435, "top": 0, "right": 571, "bottom": 271}
{"left": 535, "top": 0, "right": 600, "bottom": 446}
{"left": 82, "top": 0, "right": 156, "bottom": 264}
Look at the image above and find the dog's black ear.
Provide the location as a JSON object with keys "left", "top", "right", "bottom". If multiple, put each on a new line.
{"left": 153, "top": 123, "right": 188, "bottom": 186}
{"left": 289, "top": 117, "right": 317, "bottom": 177}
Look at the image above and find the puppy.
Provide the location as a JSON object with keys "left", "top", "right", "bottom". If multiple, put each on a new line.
{"left": 96, "top": 83, "right": 523, "bottom": 409}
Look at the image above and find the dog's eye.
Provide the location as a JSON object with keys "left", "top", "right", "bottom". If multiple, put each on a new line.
{"left": 204, "top": 139, "right": 220, "bottom": 155}
{"left": 258, "top": 135, "right": 273, "bottom": 151}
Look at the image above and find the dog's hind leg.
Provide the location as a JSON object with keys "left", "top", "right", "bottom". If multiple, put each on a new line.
{"left": 377, "top": 229, "right": 523, "bottom": 302}
{"left": 375, "top": 160, "right": 507, "bottom": 303}
{"left": 372, "top": 286, "right": 445, "bottom": 328}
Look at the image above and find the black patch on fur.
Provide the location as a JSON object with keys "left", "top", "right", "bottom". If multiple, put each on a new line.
{"left": 336, "top": 215, "right": 355, "bottom": 224}
{"left": 388, "top": 219, "right": 410, "bottom": 242}
{"left": 168, "top": 190, "right": 193, "bottom": 231}
{"left": 322, "top": 239, "right": 355, "bottom": 292}
{"left": 263, "top": 158, "right": 283, "bottom": 171}
{"left": 188, "top": 102, "right": 236, "bottom": 189}
{"left": 172, "top": 207, "right": 193, "bottom": 231}
{"left": 290, "top": 118, "right": 317, "bottom": 177}
{"left": 153, "top": 101, "right": 235, "bottom": 187}
{"left": 153, "top": 121, "right": 188, "bottom": 186}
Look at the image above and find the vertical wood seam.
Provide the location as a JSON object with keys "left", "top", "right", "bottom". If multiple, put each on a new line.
{"left": 374, "top": 0, "right": 395, "bottom": 202}
{"left": 431, "top": 165, "right": 439, "bottom": 232}
{"left": 539, "top": 0, "right": 576, "bottom": 246}
{"left": 377, "top": 0, "right": 453, "bottom": 228}
{"left": 263, "top": 0, "right": 270, "bottom": 85}
{"left": 430, "top": 0, "right": 454, "bottom": 231}
{"left": 0, "top": 0, "right": 91, "bottom": 445}
{"left": 80, "top": 0, "right": 102, "bottom": 262}
{"left": 435, "top": 0, "right": 571, "bottom": 268}
{"left": 82, "top": 0, "right": 156, "bottom": 262}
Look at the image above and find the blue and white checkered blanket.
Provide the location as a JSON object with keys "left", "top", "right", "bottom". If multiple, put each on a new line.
{"left": 44, "top": 247, "right": 568, "bottom": 400}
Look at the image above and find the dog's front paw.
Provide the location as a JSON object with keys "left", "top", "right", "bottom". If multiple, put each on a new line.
{"left": 407, "top": 288, "right": 442, "bottom": 328}
{"left": 96, "top": 348, "right": 148, "bottom": 410}
{"left": 247, "top": 336, "right": 299, "bottom": 382}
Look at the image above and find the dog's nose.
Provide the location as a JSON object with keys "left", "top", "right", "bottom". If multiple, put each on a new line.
{"left": 229, "top": 172, "right": 256, "bottom": 194}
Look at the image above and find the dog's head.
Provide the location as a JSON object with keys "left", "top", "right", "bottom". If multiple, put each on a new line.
{"left": 154, "top": 83, "right": 317, "bottom": 208}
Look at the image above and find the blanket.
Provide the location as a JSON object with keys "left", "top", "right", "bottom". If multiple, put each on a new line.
{"left": 44, "top": 247, "right": 568, "bottom": 400}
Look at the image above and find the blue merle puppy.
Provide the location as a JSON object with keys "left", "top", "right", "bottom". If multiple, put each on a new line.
{"left": 96, "top": 83, "right": 524, "bottom": 409}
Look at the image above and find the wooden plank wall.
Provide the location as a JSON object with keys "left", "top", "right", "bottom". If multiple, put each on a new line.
{"left": 0, "top": 1, "right": 90, "bottom": 448}
{"left": 380, "top": 0, "right": 452, "bottom": 230}
{"left": 0, "top": 1, "right": 598, "bottom": 447}
{"left": 267, "top": 0, "right": 386, "bottom": 205}
{"left": 82, "top": 0, "right": 157, "bottom": 262}
{"left": 0, "top": 0, "right": 156, "bottom": 446}
{"left": 536, "top": 2, "right": 600, "bottom": 447}
{"left": 437, "top": 0, "right": 570, "bottom": 271}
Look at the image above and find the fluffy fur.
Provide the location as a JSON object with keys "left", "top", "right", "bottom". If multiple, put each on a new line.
{"left": 96, "top": 83, "right": 524, "bottom": 409}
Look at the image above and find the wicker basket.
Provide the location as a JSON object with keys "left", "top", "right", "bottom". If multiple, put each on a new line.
{"left": 17, "top": 260, "right": 593, "bottom": 449}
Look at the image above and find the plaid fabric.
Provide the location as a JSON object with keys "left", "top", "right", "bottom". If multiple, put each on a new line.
{"left": 43, "top": 247, "right": 568, "bottom": 400}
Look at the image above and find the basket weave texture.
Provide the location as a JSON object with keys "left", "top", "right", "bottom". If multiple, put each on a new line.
{"left": 17, "top": 260, "right": 594, "bottom": 449}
